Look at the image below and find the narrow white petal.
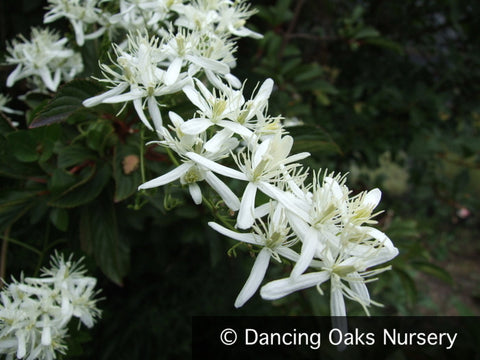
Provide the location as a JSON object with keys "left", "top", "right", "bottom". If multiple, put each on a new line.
{"left": 186, "top": 54, "right": 229, "bottom": 74}
{"left": 188, "top": 183, "right": 202, "bottom": 204}
{"left": 38, "top": 67, "right": 56, "bottom": 91}
{"left": 260, "top": 271, "right": 330, "bottom": 300}
{"left": 219, "top": 120, "right": 254, "bottom": 139}
{"left": 165, "top": 57, "right": 183, "bottom": 86}
{"left": 180, "top": 118, "right": 212, "bottom": 135}
{"left": 235, "top": 248, "right": 271, "bottom": 308}
{"left": 6, "top": 65, "right": 22, "bottom": 87}
{"left": 82, "top": 83, "right": 129, "bottom": 107}
{"left": 225, "top": 73, "right": 242, "bottom": 89}
{"left": 330, "top": 283, "right": 347, "bottom": 316}
{"left": 237, "top": 182, "right": 258, "bottom": 229}
{"left": 183, "top": 85, "right": 208, "bottom": 112}
{"left": 168, "top": 111, "right": 185, "bottom": 127}
{"left": 204, "top": 128, "right": 233, "bottom": 153}
{"left": 41, "top": 326, "right": 52, "bottom": 346}
{"left": 186, "top": 152, "right": 247, "bottom": 180}
{"left": 133, "top": 98, "right": 153, "bottom": 130}
{"left": 258, "top": 182, "right": 310, "bottom": 221}
{"left": 148, "top": 96, "right": 163, "bottom": 131}
{"left": 103, "top": 91, "right": 144, "bottom": 103}
{"left": 138, "top": 162, "right": 191, "bottom": 189}
{"left": 204, "top": 171, "right": 240, "bottom": 211}
{"left": 208, "top": 222, "right": 261, "bottom": 245}
{"left": 365, "top": 188, "right": 382, "bottom": 208}
{"left": 291, "top": 227, "right": 319, "bottom": 278}
{"left": 348, "top": 276, "right": 370, "bottom": 304}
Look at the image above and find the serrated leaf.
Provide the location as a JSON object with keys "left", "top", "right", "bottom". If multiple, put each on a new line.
{"left": 30, "top": 79, "right": 104, "bottom": 128}
{"left": 79, "top": 198, "right": 130, "bottom": 285}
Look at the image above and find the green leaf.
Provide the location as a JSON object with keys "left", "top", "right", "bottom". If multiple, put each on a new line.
{"left": 48, "top": 163, "right": 111, "bottom": 208}
{"left": 56, "top": 144, "right": 97, "bottom": 169}
{"left": 113, "top": 143, "right": 142, "bottom": 203}
{"left": 0, "top": 191, "right": 38, "bottom": 230}
{"left": 49, "top": 207, "right": 69, "bottom": 232}
{"left": 353, "top": 27, "right": 380, "bottom": 39}
{"left": 395, "top": 268, "right": 417, "bottom": 305}
{"left": 79, "top": 198, "right": 130, "bottom": 285}
{"left": 288, "top": 125, "right": 341, "bottom": 154}
{"left": 412, "top": 261, "right": 453, "bottom": 284}
{"left": 6, "top": 125, "right": 60, "bottom": 163}
{"left": 29, "top": 79, "right": 104, "bottom": 128}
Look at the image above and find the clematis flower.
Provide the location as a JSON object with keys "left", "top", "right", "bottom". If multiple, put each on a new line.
{"left": 5, "top": 28, "right": 83, "bottom": 92}
{"left": 44, "top": 0, "right": 108, "bottom": 46}
{"left": 82, "top": 32, "right": 192, "bottom": 131}
{"left": 138, "top": 112, "right": 241, "bottom": 210}
{"left": 187, "top": 133, "right": 310, "bottom": 229}
{"left": 261, "top": 238, "right": 399, "bottom": 316}
{"left": 209, "top": 203, "right": 300, "bottom": 307}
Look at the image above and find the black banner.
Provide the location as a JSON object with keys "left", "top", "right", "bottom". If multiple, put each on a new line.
{"left": 192, "top": 316, "right": 480, "bottom": 359}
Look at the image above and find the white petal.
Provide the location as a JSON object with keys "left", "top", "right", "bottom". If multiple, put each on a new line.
{"left": 204, "top": 128, "right": 233, "bottom": 153}
{"left": 219, "top": 120, "right": 254, "bottom": 139}
{"left": 138, "top": 162, "right": 191, "bottom": 189}
{"left": 204, "top": 171, "right": 240, "bottom": 211}
{"left": 6, "top": 65, "right": 22, "bottom": 87}
{"left": 291, "top": 227, "right": 319, "bottom": 278}
{"left": 186, "top": 152, "right": 247, "bottom": 180}
{"left": 133, "top": 98, "right": 153, "bottom": 130}
{"left": 41, "top": 326, "right": 52, "bottom": 346}
{"left": 208, "top": 222, "right": 261, "bottom": 245}
{"left": 235, "top": 248, "right": 271, "bottom": 308}
{"left": 225, "top": 73, "right": 242, "bottom": 89}
{"left": 365, "top": 188, "right": 382, "bottom": 208}
{"left": 168, "top": 111, "right": 185, "bottom": 127}
{"left": 348, "top": 276, "right": 370, "bottom": 304}
{"left": 82, "top": 83, "right": 129, "bottom": 107}
{"left": 103, "top": 90, "right": 144, "bottom": 103}
{"left": 237, "top": 182, "right": 258, "bottom": 229}
{"left": 165, "top": 57, "right": 183, "bottom": 86}
{"left": 148, "top": 96, "right": 163, "bottom": 131}
{"left": 181, "top": 118, "right": 212, "bottom": 135}
{"left": 260, "top": 271, "right": 330, "bottom": 300}
{"left": 183, "top": 85, "right": 208, "bottom": 113}
{"left": 189, "top": 183, "right": 202, "bottom": 204}
{"left": 330, "top": 282, "right": 347, "bottom": 316}
{"left": 186, "top": 54, "right": 229, "bottom": 74}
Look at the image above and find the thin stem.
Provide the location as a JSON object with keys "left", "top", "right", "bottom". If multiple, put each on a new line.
{"left": 0, "top": 227, "right": 10, "bottom": 287}
{"left": 0, "top": 235, "right": 42, "bottom": 256}
{"left": 139, "top": 125, "right": 146, "bottom": 183}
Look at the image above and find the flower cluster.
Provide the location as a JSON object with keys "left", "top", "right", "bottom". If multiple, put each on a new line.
{"left": 5, "top": 28, "right": 83, "bottom": 93}
{"left": 0, "top": 253, "right": 101, "bottom": 360}
{"left": 79, "top": 0, "right": 399, "bottom": 317}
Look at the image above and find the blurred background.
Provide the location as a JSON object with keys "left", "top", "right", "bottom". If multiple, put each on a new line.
{"left": 1, "top": 0, "right": 479, "bottom": 359}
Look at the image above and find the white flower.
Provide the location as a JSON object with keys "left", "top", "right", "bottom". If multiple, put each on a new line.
{"left": 0, "top": 253, "right": 100, "bottom": 360}
{"left": 0, "top": 94, "right": 23, "bottom": 116}
{"left": 83, "top": 32, "right": 192, "bottom": 131}
{"left": 5, "top": 28, "right": 83, "bottom": 92}
{"left": 138, "top": 112, "right": 241, "bottom": 210}
{"left": 187, "top": 133, "right": 310, "bottom": 229}
{"left": 209, "top": 203, "right": 300, "bottom": 307}
{"left": 44, "top": 0, "right": 107, "bottom": 46}
{"left": 261, "top": 239, "right": 399, "bottom": 316}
